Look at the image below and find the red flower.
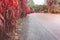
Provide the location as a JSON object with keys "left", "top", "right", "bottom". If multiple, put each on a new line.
{"left": 4, "top": 0, "right": 9, "bottom": 5}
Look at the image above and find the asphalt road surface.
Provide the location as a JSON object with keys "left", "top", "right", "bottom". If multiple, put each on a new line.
{"left": 18, "top": 13, "right": 60, "bottom": 40}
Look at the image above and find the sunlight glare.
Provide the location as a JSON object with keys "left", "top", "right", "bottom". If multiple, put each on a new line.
{"left": 33, "top": 0, "right": 46, "bottom": 5}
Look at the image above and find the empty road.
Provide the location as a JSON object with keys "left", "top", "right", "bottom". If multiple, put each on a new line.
{"left": 18, "top": 13, "right": 60, "bottom": 40}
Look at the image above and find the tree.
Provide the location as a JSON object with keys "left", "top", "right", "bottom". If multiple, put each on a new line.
{"left": 0, "top": 0, "right": 32, "bottom": 40}
{"left": 20, "top": 0, "right": 34, "bottom": 17}
{"left": 47, "top": 0, "right": 57, "bottom": 13}
{"left": 0, "top": 0, "right": 19, "bottom": 40}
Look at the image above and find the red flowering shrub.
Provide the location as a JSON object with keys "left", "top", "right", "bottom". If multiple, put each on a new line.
{"left": 0, "top": 0, "right": 32, "bottom": 40}
{"left": 0, "top": 0, "right": 19, "bottom": 40}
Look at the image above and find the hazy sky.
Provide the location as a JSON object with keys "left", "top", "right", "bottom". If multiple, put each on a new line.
{"left": 33, "top": 0, "right": 46, "bottom": 5}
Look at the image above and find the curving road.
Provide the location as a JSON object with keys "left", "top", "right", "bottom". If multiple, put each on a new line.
{"left": 18, "top": 13, "right": 60, "bottom": 40}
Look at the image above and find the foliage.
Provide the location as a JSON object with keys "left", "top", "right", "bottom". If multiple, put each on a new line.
{"left": 0, "top": 0, "right": 19, "bottom": 40}
{"left": 32, "top": 5, "right": 48, "bottom": 12}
